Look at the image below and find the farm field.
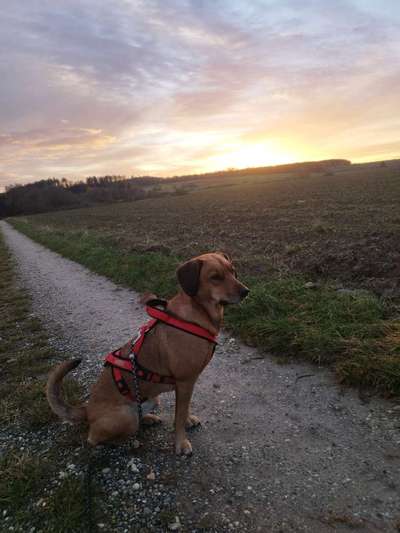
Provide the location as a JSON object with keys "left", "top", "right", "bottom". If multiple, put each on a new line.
{"left": 13, "top": 165, "right": 400, "bottom": 295}
{"left": 10, "top": 165, "right": 400, "bottom": 396}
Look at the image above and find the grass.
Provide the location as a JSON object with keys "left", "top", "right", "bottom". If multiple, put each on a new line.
{"left": 11, "top": 219, "right": 178, "bottom": 296}
{"left": 42, "top": 476, "right": 90, "bottom": 532}
{"left": 0, "top": 453, "right": 48, "bottom": 511}
{"left": 225, "top": 278, "right": 400, "bottom": 395}
{"left": 0, "top": 451, "right": 89, "bottom": 532}
{"left": 9, "top": 216, "right": 400, "bottom": 397}
{"left": 0, "top": 230, "right": 98, "bottom": 531}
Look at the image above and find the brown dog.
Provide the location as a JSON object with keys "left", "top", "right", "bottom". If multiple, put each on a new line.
{"left": 46, "top": 252, "right": 249, "bottom": 455}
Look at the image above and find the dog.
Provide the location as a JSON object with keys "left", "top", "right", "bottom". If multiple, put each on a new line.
{"left": 46, "top": 252, "right": 249, "bottom": 455}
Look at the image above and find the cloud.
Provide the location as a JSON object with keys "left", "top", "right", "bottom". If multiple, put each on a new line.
{"left": 0, "top": 0, "right": 399, "bottom": 188}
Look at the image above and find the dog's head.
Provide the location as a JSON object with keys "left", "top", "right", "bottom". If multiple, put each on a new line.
{"left": 177, "top": 252, "right": 249, "bottom": 305}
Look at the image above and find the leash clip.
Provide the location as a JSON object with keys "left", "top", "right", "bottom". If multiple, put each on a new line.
{"left": 129, "top": 329, "right": 141, "bottom": 353}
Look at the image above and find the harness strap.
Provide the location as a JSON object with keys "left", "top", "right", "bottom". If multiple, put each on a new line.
{"left": 134, "top": 358, "right": 176, "bottom": 385}
{"left": 104, "top": 302, "right": 218, "bottom": 402}
{"left": 112, "top": 367, "right": 136, "bottom": 402}
{"left": 146, "top": 305, "right": 218, "bottom": 343}
{"left": 105, "top": 350, "right": 132, "bottom": 371}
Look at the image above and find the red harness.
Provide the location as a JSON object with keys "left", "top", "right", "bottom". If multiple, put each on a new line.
{"left": 104, "top": 301, "right": 218, "bottom": 402}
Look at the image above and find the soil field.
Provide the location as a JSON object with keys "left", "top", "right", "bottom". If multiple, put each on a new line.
{"left": 8, "top": 167, "right": 400, "bottom": 397}
{"left": 14, "top": 166, "right": 400, "bottom": 297}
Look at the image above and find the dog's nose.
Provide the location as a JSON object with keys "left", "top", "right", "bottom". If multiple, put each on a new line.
{"left": 240, "top": 287, "right": 250, "bottom": 299}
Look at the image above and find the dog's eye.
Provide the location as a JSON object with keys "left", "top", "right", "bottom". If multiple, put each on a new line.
{"left": 210, "top": 273, "right": 223, "bottom": 282}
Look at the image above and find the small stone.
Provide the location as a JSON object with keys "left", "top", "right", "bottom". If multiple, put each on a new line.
{"left": 97, "top": 524, "right": 105, "bottom": 529}
{"left": 147, "top": 471, "right": 156, "bottom": 481}
{"left": 304, "top": 282, "right": 317, "bottom": 289}
{"left": 168, "top": 516, "right": 181, "bottom": 531}
{"left": 132, "top": 483, "right": 140, "bottom": 490}
{"left": 102, "top": 468, "right": 111, "bottom": 475}
{"left": 128, "top": 459, "right": 139, "bottom": 473}
{"left": 336, "top": 288, "right": 359, "bottom": 295}
{"left": 132, "top": 439, "right": 141, "bottom": 449}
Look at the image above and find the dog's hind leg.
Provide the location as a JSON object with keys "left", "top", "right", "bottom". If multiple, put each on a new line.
{"left": 87, "top": 407, "right": 138, "bottom": 446}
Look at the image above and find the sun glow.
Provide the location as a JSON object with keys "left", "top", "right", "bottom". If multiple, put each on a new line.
{"left": 205, "top": 141, "right": 298, "bottom": 171}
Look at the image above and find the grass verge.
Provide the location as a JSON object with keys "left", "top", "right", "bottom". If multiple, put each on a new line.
{"left": 225, "top": 278, "right": 400, "bottom": 396}
{"left": 0, "top": 451, "right": 90, "bottom": 532}
{"left": 9, "top": 218, "right": 400, "bottom": 397}
{"left": 0, "top": 229, "right": 98, "bottom": 531}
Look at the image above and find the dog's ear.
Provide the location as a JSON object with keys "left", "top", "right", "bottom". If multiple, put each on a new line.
{"left": 177, "top": 259, "right": 203, "bottom": 297}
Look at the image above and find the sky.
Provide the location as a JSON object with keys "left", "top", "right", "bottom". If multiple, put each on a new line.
{"left": 0, "top": 0, "right": 399, "bottom": 189}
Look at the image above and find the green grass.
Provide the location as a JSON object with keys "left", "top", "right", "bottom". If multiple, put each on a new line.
{"left": 0, "top": 453, "right": 48, "bottom": 511}
{"left": 42, "top": 476, "right": 90, "bottom": 533}
{"left": 9, "top": 218, "right": 400, "bottom": 397}
{"left": 225, "top": 278, "right": 400, "bottom": 395}
{"left": 11, "top": 218, "right": 178, "bottom": 296}
{"left": 0, "top": 451, "right": 89, "bottom": 532}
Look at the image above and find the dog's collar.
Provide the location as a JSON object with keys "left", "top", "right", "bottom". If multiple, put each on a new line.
{"left": 146, "top": 302, "right": 218, "bottom": 344}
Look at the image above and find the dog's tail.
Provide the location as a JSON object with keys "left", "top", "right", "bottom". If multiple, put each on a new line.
{"left": 46, "top": 359, "right": 87, "bottom": 423}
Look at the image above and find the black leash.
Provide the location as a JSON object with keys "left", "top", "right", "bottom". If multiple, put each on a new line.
{"left": 84, "top": 443, "right": 95, "bottom": 532}
{"left": 129, "top": 352, "right": 143, "bottom": 432}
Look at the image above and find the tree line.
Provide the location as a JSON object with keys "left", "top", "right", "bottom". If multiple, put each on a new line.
{"left": 0, "top": 175, "right": 177, "bottom": 217}
{"left": 0, "top": 159, "right": 353, "bottom": 218}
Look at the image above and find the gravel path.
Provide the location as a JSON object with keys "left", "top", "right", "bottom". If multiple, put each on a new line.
{"left": 2, "top": 220, "right": 400, "bottom": 532}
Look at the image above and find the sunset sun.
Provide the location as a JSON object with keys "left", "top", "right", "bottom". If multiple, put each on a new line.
{"left": 207, "top": 141, "right": 298, "bottom": 171}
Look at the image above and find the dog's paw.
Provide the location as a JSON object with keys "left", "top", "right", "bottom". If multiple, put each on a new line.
{"left": 185, "top": 414, "right": 201, "bottom": 429}
{"left": 175, "top": 438, "right": 193, "bottom": 456}
{"left": 142, "top": 414, "right": 162, "bottom": 426}
{"left": 141, "top": 398, "right": 160, "bottom": 416}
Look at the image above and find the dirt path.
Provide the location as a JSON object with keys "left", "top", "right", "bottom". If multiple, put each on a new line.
{"left": 2, "top": 220, "right": 400, "bottom": 532}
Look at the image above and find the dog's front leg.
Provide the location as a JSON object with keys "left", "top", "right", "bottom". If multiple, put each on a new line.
{"left": 174, "top": 381, "right": 195, "bottom": 455}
